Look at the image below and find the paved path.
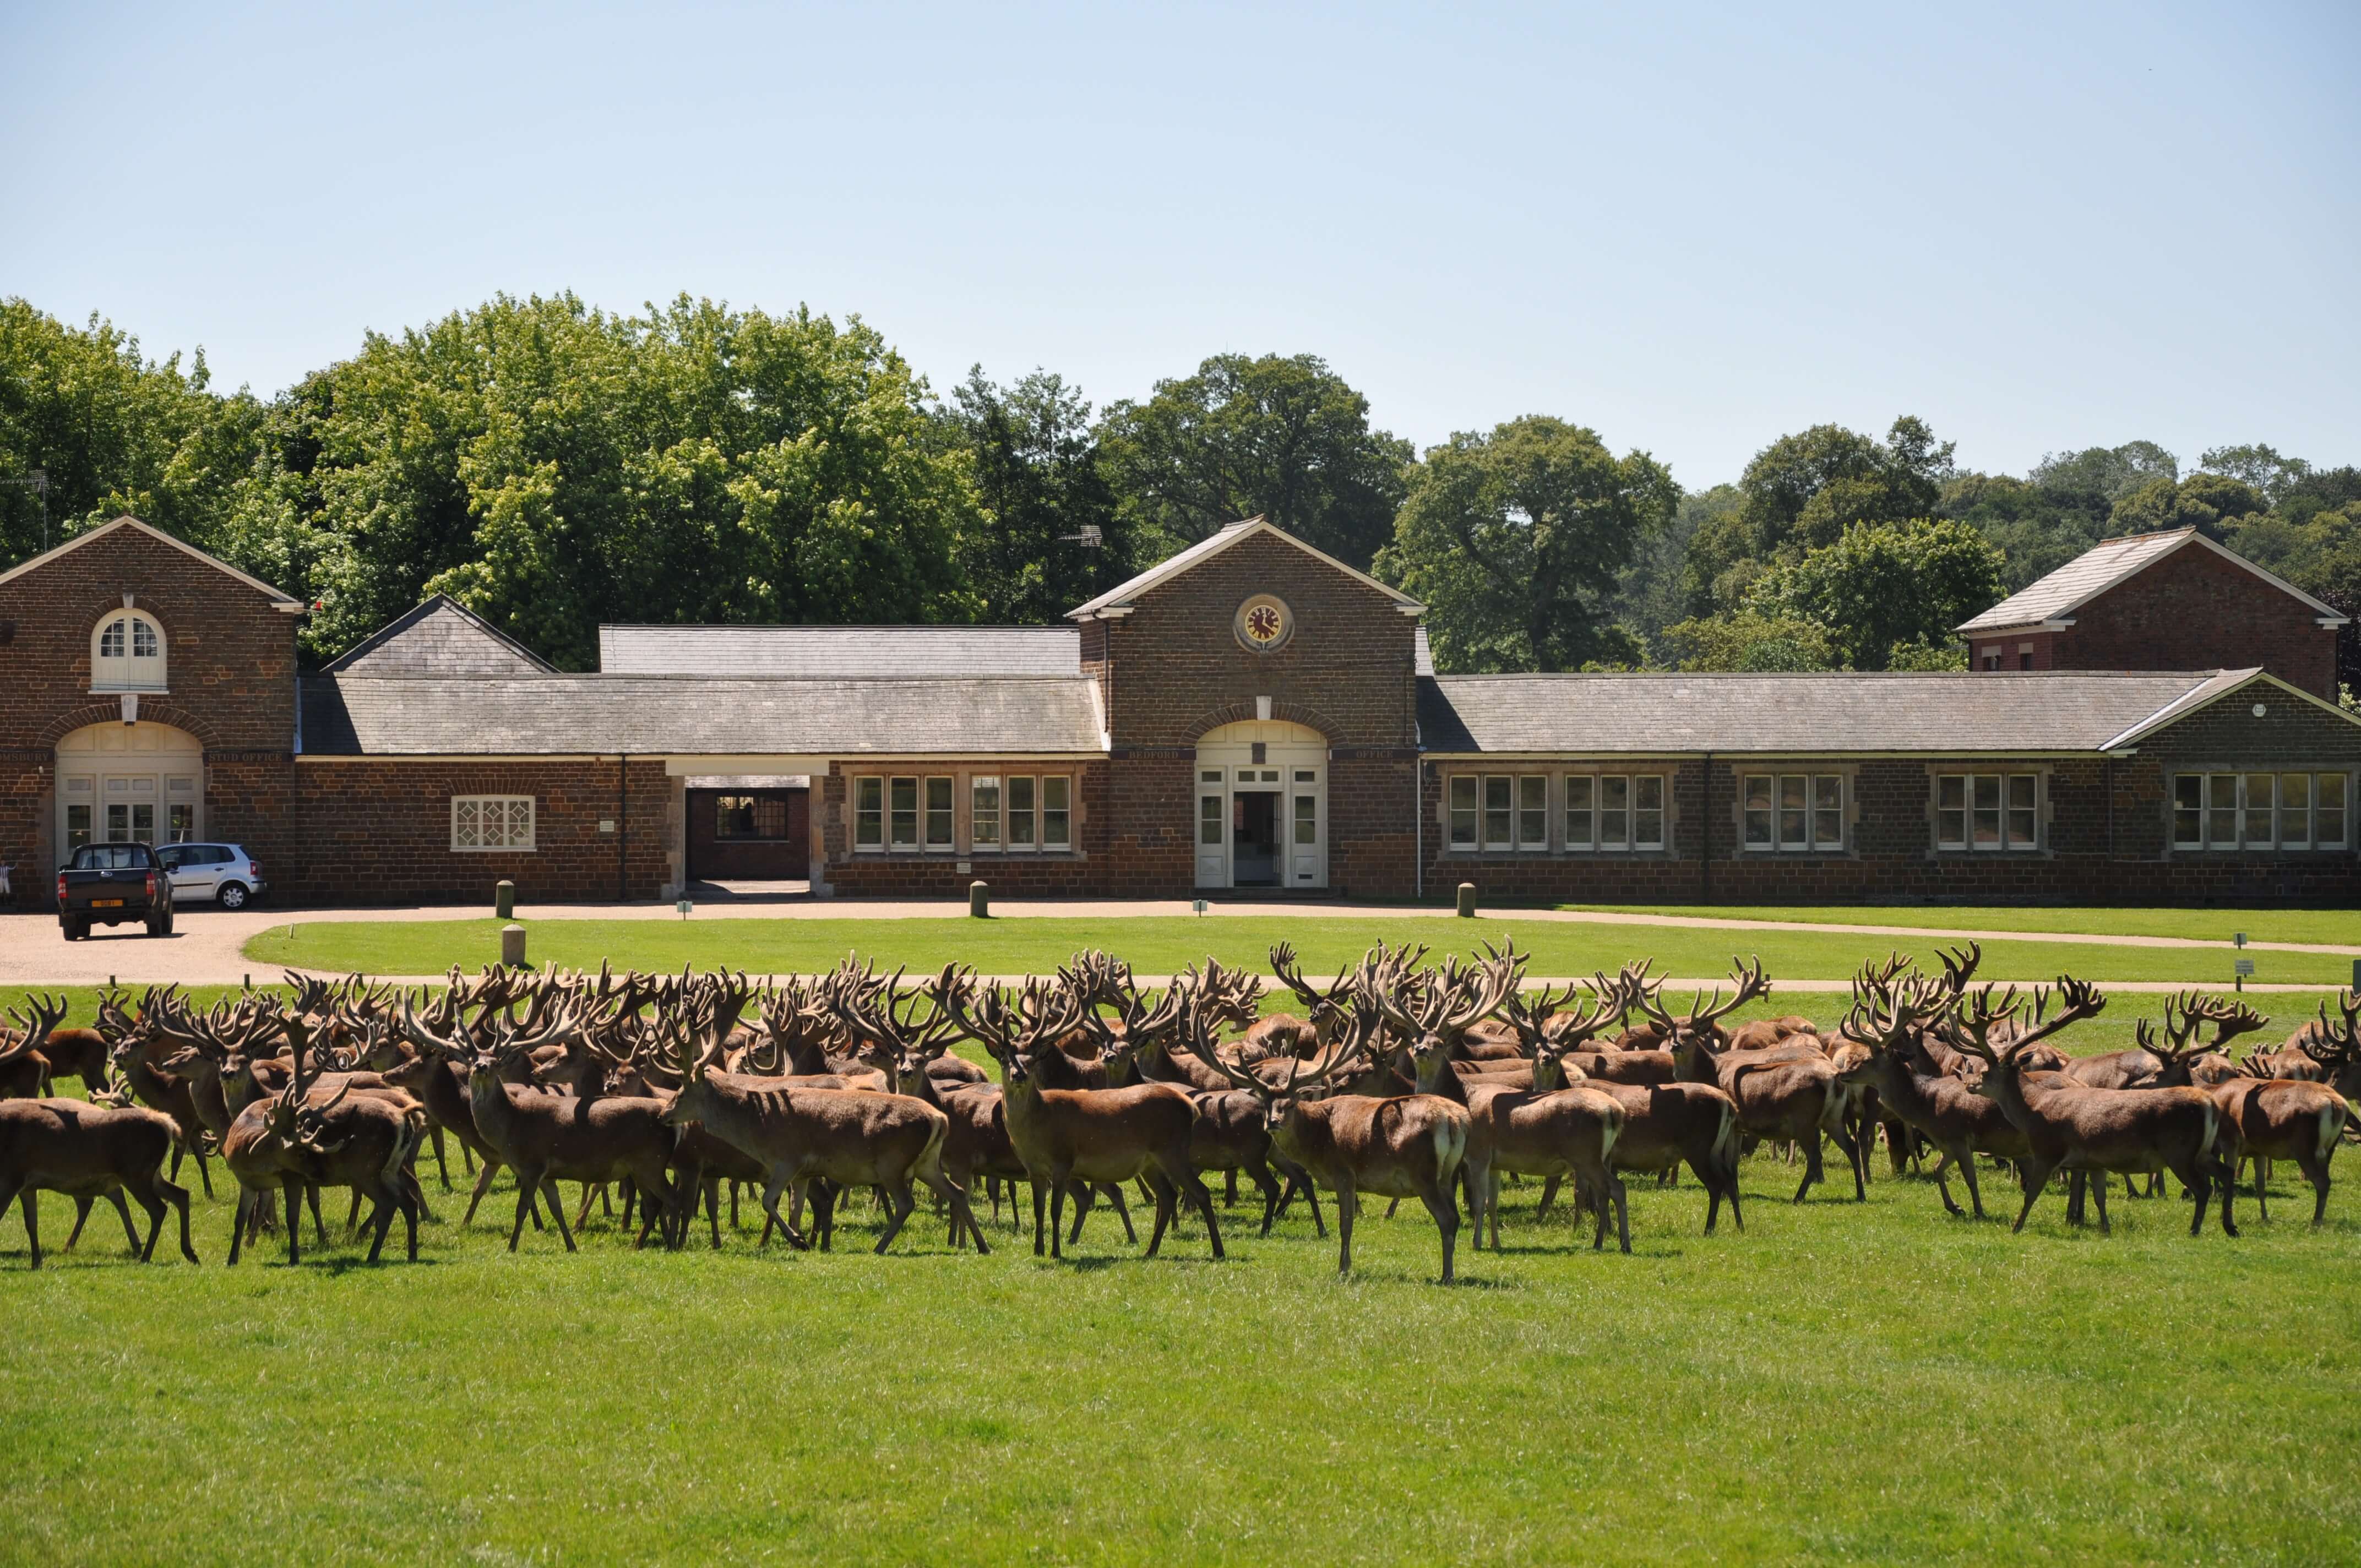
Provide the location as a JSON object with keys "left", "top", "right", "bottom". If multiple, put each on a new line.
{"left": 2, "top": 896, "right": 2352, "bottom": 990}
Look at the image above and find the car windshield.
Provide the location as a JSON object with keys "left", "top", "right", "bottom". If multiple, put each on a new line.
{"left": 74, "top": 845, "right": 148, "bottom": 870}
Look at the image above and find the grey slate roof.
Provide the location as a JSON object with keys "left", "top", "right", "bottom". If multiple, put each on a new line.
{"left": 1957, "top": 527, "right": 2346, "bottom": 633}
{"left": 301, "top": 675, "right": 1105, "bottom": 756}
{"left": 1416, "top": 670, "right": 2252, "bottom": 755}
{"left": 597, "top": 623, "right": 1081, "bottom": 677}
{"left": 320, "top": 596, "right": 556, "bottom": 676}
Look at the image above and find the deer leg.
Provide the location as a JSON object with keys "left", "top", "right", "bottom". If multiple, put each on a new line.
{"left": 1420, "top": 1179, "right": 1460, "bottom": 1284}
{"left": 1169, "top": 1158, "right": 1223, "bottom": 1260}
{"left": 573, "top": 1183, "right": 599, "bottom": 1233}
{"left": 1959, "top": 1150, "right": 1988, "bottom": 1221}
{"left": 307, "top": 1185, "right": 327, "bottom": 1247}
{"left": 929, "top": 1172, "right": 989, "bottom": 1257}
{"left": 1535, "top": 1173, "right": 1563, "bottom": 1223}
{"left": 342, "top": 1185, "right": 363, "bottom": 1239}
{"left": 399, "top": 1174, "right": 421, "bottom": 1261}
{"left": 1251, "top": 1157, "right": 1285, "bottom": 1238}
{"left": 282, "top": 1176, "right": 304, "bottom": 1264}
{"left": 542, "top": 1177, "right": 576, "bottom": 1250}
{"left": 757, "top": 1171, "right": 809, "bottom": 1251}
{"left": 872, "top": 1180, "right": 917, "bottom": 1255}
{"left": 2205, "top": 1156, "right": 2235, "bottom": 1237}
{"left": 1385, "top": 1197, "right": 1401, "bottom": 1218}
{"left": 1224, "top": 1168, "right": 1238, "bottom": 1208}
{"left": 60, "top": 1195, "right": 93, "bottom": 1253}
{"left": 1064, "top": 1182, "right": 1096, "bottom": 1246}
{"left": 461, "top": 1158, "right": 503, "bottom": 1227}
{"left": 1030, "top": 1179, "right": 1048, "bottom": 1255}
{"left": 15, "top": 1188, "right": 39, "bottom": 1270}
{"left": 1138, "top": 1169, "right": 1178, "bottom": 1259}
{"left": 2303, "top": 1150, "right": 2331, "bottom": 1224}
{"left": 507, "top": 1167, "right": 537, "bottom": 1251}
{"left": 705, "top": 1176, "right": 723, "bottom": 1250}
{"left": 2091, "top": 1171, "right": 2112, "bottom": 1234}
{"left": 109, "top": 1189, "right": 144, "bottom": 1254}
{"left": 1927, "top": 1152, "right": 1965, "bottom": 1217}
{"left": 0, "top": 1183, "right": 30, "bottom": 1269}
{"left": 429, "top": 1125, "right": 450, "bottom": 1191}
{"left": 228, "top": 1184, "right": 251, "bottom": 1266}
{"left": 190, "top": 1137, "right": 214, "bottom": 1201}
{"left": 1102, "top": 1182, "right": 1138, "bottom": 1244}
{"left": 2009, "top": 1159, "right": 2052, "bottom": 1234}
{"left": 1047, "top": 1174, "right": 1069, "bottom": 1259}
{"left": 1334, "top": 1182, "right": 1357, "bottom": 1275}
{"left": 363, "top": 1185, "right": 396, "bottom": 1264}
{"left": 1792, "top": 1135, "right": 1821, "bottom": 1204}
{"left": 126, "top": 1179, "right": 165, "bottom": 1262}
{"left": 1611, "top": 1173, "right": 1631, "bottom": 1254}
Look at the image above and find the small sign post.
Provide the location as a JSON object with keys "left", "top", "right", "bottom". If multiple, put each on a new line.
{"left": 1192, "top": 898, "right": 1208, "bottom": 917}
{"left": 676, "top": 898, "right": 693, "bottom": 921}
{"left": 2233, "top": 957, "right": 2255, "bottom": 992}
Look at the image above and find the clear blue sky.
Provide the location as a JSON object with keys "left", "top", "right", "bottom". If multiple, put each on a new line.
{"left": 4, "top": 1, "right": 2354, "bottom": 487}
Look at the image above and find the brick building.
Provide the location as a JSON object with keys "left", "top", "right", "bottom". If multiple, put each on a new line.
{"left": 3, "top": 515, "right": 2358, "bottom": 908}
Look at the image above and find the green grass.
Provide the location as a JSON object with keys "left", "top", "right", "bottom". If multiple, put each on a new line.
{"left": 3, "top": 1120, "right": 2357, "bottom": 1565}
{"left": 1559, "top": 902, "right": 2361, "bottom": 947}
{"left": 239, "top": 914, "right": 2361, "bottom": 986}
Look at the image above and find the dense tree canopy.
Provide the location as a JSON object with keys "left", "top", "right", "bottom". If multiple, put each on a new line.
{"left": 1097, "top": 353, "right": 1412, "bottom": 570}
{"left": 2, "top": 295, "right": 2353, "bottom": 695}
{"left": 1376, "top": 416, "right": 1676, "bottom": 673}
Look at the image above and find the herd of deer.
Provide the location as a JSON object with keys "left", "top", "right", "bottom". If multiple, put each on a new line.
{"left": 0, "top": 941, "right": 2354, "bottom": 1280}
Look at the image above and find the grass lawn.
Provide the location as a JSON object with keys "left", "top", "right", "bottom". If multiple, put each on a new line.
{"left": 3, "top": 1125, "right": 2357, "bottom": 1565}
{"left": 239, "top": 914, "right": 2361, "bottom": 987}
{"left": 1559, "top": 902, "right": 2361, "bottom": 948}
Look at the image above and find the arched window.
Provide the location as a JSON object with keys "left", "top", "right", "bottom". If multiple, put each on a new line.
{"left": 91, "top": 609, "right": 167, "bottom": 692}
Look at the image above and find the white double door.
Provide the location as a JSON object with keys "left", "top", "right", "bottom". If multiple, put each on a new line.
{"left": 1194, "top": 723, "right": 1326, "bottom": 891}
{"left": 57, "top": 722, "right": 202, "bottom": 852}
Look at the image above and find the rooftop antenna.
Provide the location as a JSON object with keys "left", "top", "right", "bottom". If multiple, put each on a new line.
{"left": 1058, "top": 526, "right": 1102, "bottom": 547}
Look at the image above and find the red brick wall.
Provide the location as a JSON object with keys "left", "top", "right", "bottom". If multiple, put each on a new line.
{"left": 280, "top": 758, "right": 672, "bottom": 905}
{"left": 1098, "top": 530, "right": 1417, "bottom": 749}
{"left": 0, "top": 522, "right": 299, "bottom": 907}
{"left": 2053, "top": 545, "right": 2339, "bottom": 699}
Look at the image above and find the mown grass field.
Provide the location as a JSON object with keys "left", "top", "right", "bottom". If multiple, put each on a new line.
{"left": 9, "top": 932, "right": 2357, "bottom": 1563}
{"left": 237, "top": 913, "right": 2361, "bottom": 986}
{"left": 3, "top": 1112, "right": 2357, "bottom": 1566}
{"left": 1557, "top": 903, "right": 2361, "bottom": 947}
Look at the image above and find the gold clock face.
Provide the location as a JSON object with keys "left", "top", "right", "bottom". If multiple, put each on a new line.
{"left": 1235, "top": 594, "right": 1294, "bottom": 652}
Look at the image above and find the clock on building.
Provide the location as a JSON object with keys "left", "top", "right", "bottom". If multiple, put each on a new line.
{"left": 1234, "top": 594, "right": 1294, "bottom": 653}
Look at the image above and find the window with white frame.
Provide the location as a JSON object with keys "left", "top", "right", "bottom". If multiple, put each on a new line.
{"left": 1516, "top": 775, "right": 1548, "bottom": 850}
{"left": 452, "top": 795, "right": 534, "bottom": 851}
{"left": 1935, "top": 772, "right": 2039, "bottom": 851}
{"left": 924, "top": 776, "right": 954, "bottom": 850}
{"left": 91, "top": 609, "right": 167, "bottom": 692}
{"left": 889, "top": 776, "right": 919, "bottom": 851}
{"left": 1008, "top": 776, "right": 1036, "bottom": 849}
{"left": 971, "top": 777, "right": 1002, "bottom": 849}
{"left": 1041, "top": 775, "right": 1072, "bottom": 850}
{"left": 2173, "top": 771, "right": 2349, "bottom": 851}
{"left": 853, "top": 776, "right": 884, "bottom": 850}
{"left": 1562, "top": 772, "right": 1666, "bottom": 852}
{"left": 1742, "top": 772, "right": 1845, "bottom": 852}
{"left": 1482, "top": 775, "right": 1514, "bottom": 850}
{"left": 1449, "top": 775, "right": 1478, "bottom": 848}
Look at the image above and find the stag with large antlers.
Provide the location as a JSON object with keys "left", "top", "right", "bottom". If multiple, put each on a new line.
{"left": 0, "top": 995, "right": 199, "bottom": 1267}
{"left": 1452, "top": 983, "right": 1629, "bottom": 1253}
{"left": 1650, "top": 959, "right": 1862, "bottom": 1203}
{"left": 946, "top": 969, "right": 1223, "bottom": 1261}
{"left": 1183, "top": 990, "right": 1471, "bottom": 1282}
{"left": 1837, "top": 963, "right": 2033, "bottom": 1222}
{"left": 1502, "top": 982, "right": 1745, "bottom": 1236}
{"left": 1947, "top": 978, "right": 2235, "bottom": 1235}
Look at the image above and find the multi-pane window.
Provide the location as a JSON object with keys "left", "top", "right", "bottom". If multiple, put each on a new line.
{"left": 715, "top": 794, "right": 788, "bottom": 840}
{"left": 1601, "top": 775, "right": 1631, "bottom": 849}
{"left": 91, "top": 610, "right": 166, "bottom": 692}
{"left": 1483, "top": 775, "right": 1514, "bottom": 850}
{"left": 1516, "top": 776, "right": 1548, "bottom": 850}
{"left": 1743, "top": 773, "right": 1845, "bottom": 851}
{"left": 1008, "top": 776, "right": 1036, "bottom": 848}
{"left": 452, "top": 796, "right": 534, "bottom": 851}
{"left": 2174, "top": 772, "right": 2351, "bottom": 851}
{"left": 1200, "top": 792, "right": 1224, "bottom": 846}
{"left": 1563, "top": 775, "right": 1594, "bottom": 848}
{"left": 1935, "top": 773, "right": 2038, "bottom": 851}
{"left": 1634, "top": 775, "right": 1665, "bottom": 849}
{"left": 1449, "top": 776, "right": 1478, "bottom": 848}
{"left": 889, "top": 777, "right": 919, "bottom": 851}
{"left": 925, "top": 776, "right": 954, "bottom": 850}
{"left": 1042, "top": 776, "right": 1071, "bottom": 850}
{"left": 971, "top": 777, "right": 1002, "bottom": 849}
{"left": 853, "top": 777, "right": 884, "bottom": 850}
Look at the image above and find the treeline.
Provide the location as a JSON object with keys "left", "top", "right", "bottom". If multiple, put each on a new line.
{"left": 3, "top": 294, "right": 2355, "bottom": 692}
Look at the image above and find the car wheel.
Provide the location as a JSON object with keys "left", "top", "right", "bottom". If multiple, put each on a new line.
{"left": 216, "top": 881, "right": 249, "bottom": 911}
{"left": 61, "top": 919, "right": 85, "bottom": 941}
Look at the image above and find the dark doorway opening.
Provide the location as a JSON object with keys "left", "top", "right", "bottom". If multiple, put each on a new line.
{"left": 1231, "top": 791, "right": 1280, "bottom": 887}
{"left": 687, "top": 787, "right": 808, "bottom": 880}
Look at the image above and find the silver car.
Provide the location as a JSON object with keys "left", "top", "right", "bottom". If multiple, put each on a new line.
{"left": 153, "top": 842, "right": 268, "bottom": 910}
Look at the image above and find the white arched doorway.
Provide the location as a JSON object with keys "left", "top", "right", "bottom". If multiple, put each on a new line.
{"left": 56, "top": 721, "right": 203, "bottom": 854}
{"left": 1194, "top": 719, "right": 1326, "bottom": 891}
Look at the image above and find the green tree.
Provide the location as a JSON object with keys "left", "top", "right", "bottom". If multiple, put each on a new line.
{"left": 1658, "top": 611, "right": 1841, "bottom": 672}
{"left": 2109, "top": 472, "right": 2267, "bottom": 540}
{"left": 2199, "top": 443, "right": 2312, "bottom": 504}
{"left": 938, "top": 368, "right": 1139, "bottom": 623}
{"left": 1375, "top": 415, "right": 1675, "bottom": 673}
{"left": 1684, "top": 416, "right": 1954, "bottom": 612}
{"left": 2028, "top": 440, "right": 2178, "bottom": 503}
{"left": 1747, "top": 518, "right": 2004, "bottom": 671}
{"left": 0, "top": 298, "right": 260, "bottom": 562}
{"left": 220, "top": 293, "right": 983, "bottom": 667}
{"left": 1097, "top": 352, "right": 1412, "bottom": 570}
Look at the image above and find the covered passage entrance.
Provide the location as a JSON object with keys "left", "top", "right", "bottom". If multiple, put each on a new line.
{"left": 56, "top": 721, "right": 203, "bottom": 853}
{"left": 1194, "top": 720, "right": 1326, "bottom": 890}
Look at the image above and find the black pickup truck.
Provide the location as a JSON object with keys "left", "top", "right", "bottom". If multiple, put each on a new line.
{"left": 56, "top": 842, "right": 176, "bottom": 940}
